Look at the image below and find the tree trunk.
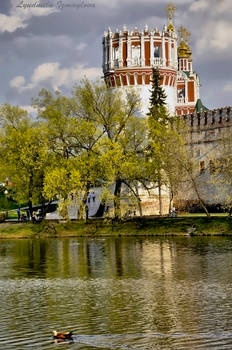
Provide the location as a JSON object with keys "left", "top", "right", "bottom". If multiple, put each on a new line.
{"left": 79, "top": 182, "right": 90, "bottom": 220}
{"left": 41, "top": 197, "right": 46, "bottom": 219}
{"left": 28, "top": 199, "right": 33, "bottom": 220}
{"left": 138, "top": 199, "right": 142, "bottom": 217}
{"left": 114, "top": 178, "right": 122, "bottom": 220}
{"left": 191, "top": 175, "right": 210, "bottom": 217}
{"left": 158, "top": 172, "right": 162, "bottom": 216}
{"left": 135, "top": 184, "right": 142, "bottom": 216}
{"left": 28, "top": 174, "right": 33, "bottom": 219}
{"left": 169, "top": 188, "right": 174, "bottom": 214}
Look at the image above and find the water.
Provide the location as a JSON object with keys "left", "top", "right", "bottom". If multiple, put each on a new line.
{"left": 1, "top": 236, "right": 232, "bottom": 349}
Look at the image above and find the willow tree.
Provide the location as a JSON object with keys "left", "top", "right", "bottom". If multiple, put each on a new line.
{"left": 32, "top": 88, "right": 105, "bottom": 219}
{"left": 73, "top": 78, "right": 142, "bottom": 219}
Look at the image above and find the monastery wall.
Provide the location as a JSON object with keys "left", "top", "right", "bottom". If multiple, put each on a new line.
{"left": 175, "top": 107, "right": 232, "bottom": 211}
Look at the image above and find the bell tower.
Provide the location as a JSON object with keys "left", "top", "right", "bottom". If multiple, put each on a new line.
{"left": 102, "top": 2, "right": 179, "bottom": 115}
{"left": 102, "top": 2, "right": 204, "bottom": 116}
{"left": 175, "top": 26, "right": 200, "bottom": 115}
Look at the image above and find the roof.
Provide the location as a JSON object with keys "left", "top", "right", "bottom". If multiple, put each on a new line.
{"left": 194, "top": 98, "right": 209, "bottom": 113}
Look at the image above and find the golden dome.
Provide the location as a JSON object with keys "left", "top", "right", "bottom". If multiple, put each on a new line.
{"left": 167, "top": 22, "right": 174, "bottom": 32}
{"left": 178, "top": 26, "right": 192, "bottom": 59}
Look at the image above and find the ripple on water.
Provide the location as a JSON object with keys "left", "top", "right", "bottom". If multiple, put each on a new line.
{"left": 1, "top": 237, "right": 232, "bottom": 349}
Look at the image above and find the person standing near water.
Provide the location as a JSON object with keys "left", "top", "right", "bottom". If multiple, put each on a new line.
{"left": 85, "top": 205, "right": 89, "bottom": 220}
{"left": 17, "top": 208, "right": 20, "bottom": 221}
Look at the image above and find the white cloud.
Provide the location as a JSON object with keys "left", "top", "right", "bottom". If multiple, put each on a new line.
{"left": 0, "top": 14, "right": 26, "bottom": 32}
{"left": 10, "top": 75, "right": 25, "bottom": 88}
{"left": 0, "top": 0, "right": 58, "bottom": 33}
{"left": 76, "top": 42, "right": 87, "bottom": 51}
{"left": 31, "top": 62, "right": 60, "bottom": 85}
{"left": 10, "top": 62, "right": 102, "bottom": 92}
{"left": 224, "top": 82, "right": 232, "bottom": 92}
{"left": 196, "top": 20, "right": 232, "bottom": 53}
{"left": 189, "top": 0, "right": 208, "bottom": 12}
{"left": 20, "top": 104, "right": 37, "bottom": 114}
{"left": 186, "top": 0, "right": 232, "bottom": 57}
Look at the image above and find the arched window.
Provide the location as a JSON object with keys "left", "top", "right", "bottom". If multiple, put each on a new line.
{"left": 113, "top": 47, "right": 119, "bottom": 67}
{"left": 131, "top": 45, "right": 140, "bottom": 65}
{"left": 113, "top": 46, "right": 119, "bottom": 60}
{"left": 154, "top": 46, "right": 160, "bottom": 58}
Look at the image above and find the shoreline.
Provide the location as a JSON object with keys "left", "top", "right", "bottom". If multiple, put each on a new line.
{"left": 0, "top": 216, "right": 232, "bottom": 239}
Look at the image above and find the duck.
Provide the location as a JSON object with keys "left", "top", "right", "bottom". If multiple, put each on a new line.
{"left": 53, "top": 330, "right": 73, "bottom": 340}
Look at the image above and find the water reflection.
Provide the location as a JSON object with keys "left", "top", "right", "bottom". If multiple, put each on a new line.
{"left": 1, "top": 237, "right": 232, "bottom": 349}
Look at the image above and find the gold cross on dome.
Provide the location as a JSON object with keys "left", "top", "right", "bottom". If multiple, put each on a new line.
{"left": 165, "top": 2, "right": 176, "bottom": 21}
{"left": 178, "top": 25, "right": 186, "bottom": 40}
{"left": 185, "top": 29, "right": 191, "bottom": 44}
{"left": 178, "top": 26, "right": 191, "bottom": 43}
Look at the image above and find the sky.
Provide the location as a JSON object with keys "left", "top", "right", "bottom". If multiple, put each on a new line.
{"left": 0, "top": 0, "right": 231, "bottom": 113}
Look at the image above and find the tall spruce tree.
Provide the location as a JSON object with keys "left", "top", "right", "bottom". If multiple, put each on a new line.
{"left": 147, "top": 67, "right": 169, "bottom": 124}
{"left": 148, "top": 67, "right": 166, "bottom": 108}
{"left": 147, "top": 67, "right": 169, "bottom": 215}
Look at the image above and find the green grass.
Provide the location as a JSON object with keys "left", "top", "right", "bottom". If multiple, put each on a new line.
{"left": 179, "top": 212, "right": 228, "bottom": 217}
{"left": 0, "top": 216, "right": 232, "bottom": 239}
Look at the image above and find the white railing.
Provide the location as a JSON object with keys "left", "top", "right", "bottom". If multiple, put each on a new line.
{"left": 131, "top": 57, "right": 141, "bottom": 66}
{"left": 153, "top": 57, "right": 163, "bottom": 67}
{"left": 113, "top": 59, "right": 119, "bottom": 68}
{"left": 177, "top": 97, "right": 185, "bottom": 104}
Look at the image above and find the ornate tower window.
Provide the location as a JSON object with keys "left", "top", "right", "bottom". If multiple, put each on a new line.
{"left": 153, "top": 45, "right": 162, "bottom": 66}
{"left": 131, "top": 45, "right": 141, "bottom": 66}
{"left": 154, "top": 46, "right": 161, "bottom": 58}
{"left": 177, "top": 87, "right": 185, "bottom": 104}
{"left": 113, "top": 46, "right": 119, "bottom": 67}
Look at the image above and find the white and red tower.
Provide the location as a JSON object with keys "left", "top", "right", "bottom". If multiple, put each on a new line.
{"left": 102, "top": 23, "right": 178, "bottom": 114}
{"left": 175, "top": 26, "right": 200, "bottom": 115}
{"left": 102, "top": 2, "right": 201, "bottom": 116}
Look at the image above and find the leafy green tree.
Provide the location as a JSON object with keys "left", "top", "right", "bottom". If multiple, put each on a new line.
{"left": 0, "top": 104, "right": 49, "bottom": 218}
{"left": 33, "top": 86, "right": 107, "bottom": 219}
{"left": 73, "top": 79, "right": 142, "bottom": 219}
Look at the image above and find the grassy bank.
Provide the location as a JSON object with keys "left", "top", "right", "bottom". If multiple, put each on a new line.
{"left": 0, "top": 216, "right": 232, "bottom": 239}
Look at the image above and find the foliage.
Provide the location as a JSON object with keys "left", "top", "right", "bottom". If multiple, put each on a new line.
{"left": 0, "top": 104, "right": 49, "bottom": 216}
{"left": 0, "top": 212, "right": 6, "bottom": 222}
{"left": 0, "top": 77, "right": 211, "bottom": 221}
{"left": 72, "top": 79, "right": 143, "bottom": 218}
{"left": 147, "top": 67, "right": 167, "bottom": 118}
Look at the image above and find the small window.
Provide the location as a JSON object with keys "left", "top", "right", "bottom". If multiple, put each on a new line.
{"left": 154, "top": 46, "right": 160, "bottom": 58}
{"left": 113, "top": 46, "right": 119, "bottom": 60}
{"left": 200, "top": 161, "right": 205, "bottom": 174}
{"left": 131, "top": 45, "right": 141, "bottom": 65}
{"left": 88, "top": 197, "right": 91, "bottom": 203}
{"left": 93, "top": 197, "right": 95, "bottom": 203}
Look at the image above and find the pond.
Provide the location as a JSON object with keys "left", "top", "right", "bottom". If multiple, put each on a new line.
{"left": 1, "top": 236, "right": 232, "bottom": 349}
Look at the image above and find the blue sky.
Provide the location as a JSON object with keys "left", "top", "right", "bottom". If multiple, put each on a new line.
{"left": 0, "top": 0, "right": 231, "bottom": 113}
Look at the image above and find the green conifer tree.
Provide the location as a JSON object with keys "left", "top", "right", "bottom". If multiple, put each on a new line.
{"left": 148, "top": 67, "right": 167, "bottom": 110}
{"left": 147, "top": 67, "right": 169, "bottom": 215}
{"left": 147, "top": 67, "right": 169, "bottom": 124}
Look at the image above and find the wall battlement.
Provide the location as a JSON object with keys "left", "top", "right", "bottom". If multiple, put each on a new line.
{"left": 184, "top": 106, "right": 232, "bottom": 130}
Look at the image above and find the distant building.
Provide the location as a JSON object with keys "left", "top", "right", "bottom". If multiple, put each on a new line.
{"left": 102, "top": 3, "right": 201, "bottom": 116}
{"left": 102, "top": 2, "right": 232, "bottom": 213}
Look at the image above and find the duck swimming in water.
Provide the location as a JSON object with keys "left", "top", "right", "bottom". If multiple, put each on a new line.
{"left": 53, "top": 330, "right": 73, "bottom": 341}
